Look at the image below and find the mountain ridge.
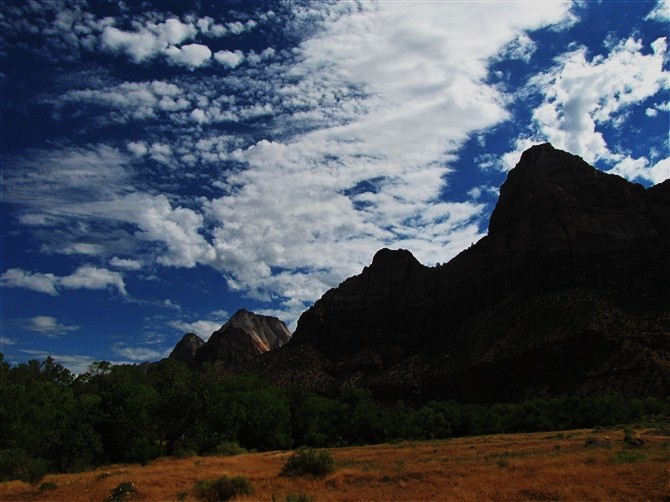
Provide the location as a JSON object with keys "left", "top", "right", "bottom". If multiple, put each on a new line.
{"left": 246, "top": 143, "right": 670, "bottom": 401}
{"left": 169, "top": 309, "right": 291, "bottom": 367}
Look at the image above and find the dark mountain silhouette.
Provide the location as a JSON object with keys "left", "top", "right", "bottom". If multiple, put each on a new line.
{"left": 247, "top": 143, "right": 670, "bottom": 402}
{"left": 169, "top": 309, "right": 291, "bottom": 367}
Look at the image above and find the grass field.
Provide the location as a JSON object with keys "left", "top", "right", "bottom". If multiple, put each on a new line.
{"left": 1, "top": 426, "right": 668, "bottom": 501}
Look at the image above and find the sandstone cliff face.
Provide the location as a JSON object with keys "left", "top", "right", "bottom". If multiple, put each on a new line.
{"left": 169, "top": 309, "right": 291, "bottom": 367}
{"left": 258, "top": 143, "right": 670, "bottom": 401}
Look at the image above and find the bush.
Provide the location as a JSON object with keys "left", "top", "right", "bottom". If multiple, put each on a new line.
{"left": 194, "top": 475, "right": 254, "bottom": 502}
{"left": 279, "top": 448, "right": 334, "bottom": 478}
{"left": 106, "top": 482, "right": 137, "bottom": 502}
{"left": 213, "top": 441, "right": 247, "bottom": 457}
{"left": 39, "top": 481, "right": 57, "bottom": 492}
{"left": 285, "top": 494, "right": 316, "bottom": 502}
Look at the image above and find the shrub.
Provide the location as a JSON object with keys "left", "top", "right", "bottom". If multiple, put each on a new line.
{"left": 285, "top": 494, "right": 316, "bottom": 502}
{"left": 39, "top": 481, "right": 57, "bottom": 492}
{"left": 611, "top": 450, "right": 647, "bottom": 464}
{"left": 194, "top": 475, "right": 254, "bottom": 502}
{"left": 213, "top": 442, "right": 247, "bottom": 457}
{"left": 279, "top": 448, "right": 334, "bottom": 478}
{"left": 106, "top": 482, "right": 137, "bottom": 502}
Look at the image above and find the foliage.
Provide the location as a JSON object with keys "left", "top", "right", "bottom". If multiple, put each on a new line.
{"left": 194, "top": 475, "right": 254, "bottom": 501}
{"left": 284, "top": 494, "right": 316, "bottom": 502}
{"left": 213, "top": 441, "right": 247, "bottom": 456}
{"left": 280, "top": 448, "right": 335, "bottom": 478}
{"left": 1, "top": 353, "right": 669, "bottom": 482}
{"left": 106, "top": 481, "right": 137, "bottom": 502}
{"left": 39, "top": 481, "right": 57, "bottom": 491}
{"left": 611, "top": 450, "right": 647, "bottom": 464}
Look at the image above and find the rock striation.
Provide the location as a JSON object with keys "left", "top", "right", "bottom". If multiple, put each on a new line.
{"left": 169, "top": 309, "right": 291, "bottom": 367}
{"left": 252, "top": 143, "right": 670, "bottom": 401}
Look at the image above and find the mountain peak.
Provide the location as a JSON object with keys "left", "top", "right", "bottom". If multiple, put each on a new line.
{"left": 168, "top": 332, "right": 205, "bottom": 365}
{"left": 262, "top": 144, "right": 670, "bottom": 401}
{"left": 168, "top": 310, "right": 291, "bottom": 367}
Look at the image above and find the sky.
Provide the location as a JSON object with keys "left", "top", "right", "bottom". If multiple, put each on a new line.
{"left": 1, "top": 0, "right": 668, "bottom": 373}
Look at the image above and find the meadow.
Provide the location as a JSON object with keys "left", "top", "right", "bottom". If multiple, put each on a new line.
{"left": 1, "top": 426, "right": 667, "bottom": 501}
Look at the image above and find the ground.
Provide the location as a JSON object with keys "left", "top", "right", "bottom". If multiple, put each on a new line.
{"left": 1, "top": 426, "right": 667, "bottom": 501}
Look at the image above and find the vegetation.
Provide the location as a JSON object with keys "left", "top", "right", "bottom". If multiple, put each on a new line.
{"left": 106, "top": 481, "right": 137, "bottom": 502}
{"left": 279, "top": 448, "right": 334, "bottom": 478}
{"left": 193, "top": 475, "right": 254, "bottom": 501}
{"left": 1, "top": 427, "right": 668, "bottom": 501}
{"left": 1, "top": 353, "right": 668, "bottom": 482}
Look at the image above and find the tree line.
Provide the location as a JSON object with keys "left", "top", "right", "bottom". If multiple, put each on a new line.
{"left": 1, "top": 354, "right": 667, "bottom": 483}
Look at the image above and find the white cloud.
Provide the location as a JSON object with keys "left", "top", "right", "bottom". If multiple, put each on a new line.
{"left": 60, "top": 81, "right": 187, "bottom": 123}
{"left": 1, "top": 268, "right": 59, "bottom": 296}
{"left": 1, "top": 265, "right": 127, "bottom": 296}
{"left": 4, "top": 2, "right": 580, "bottom": 325}
{"left": 110, "top": 257, "right": 143, "bottom": 270}
{"left": 73, "top": 192, "right": 215, "bottom": 268}
{"left": 127, "top": 141, "right": 148, "bottom": 156}
{"left": 197, "top": 1, "right": 573, "bottom": 314}
{"left": 165, "top": 43, "right": 212, "bottom": 69}
{"left": 169, "top": 319, "right": 223, "bottom": 340}
{"left": 23, "top": 316, "right": 79, "bottom": 337}
{"left": 112, "top": 343, "right": 170, "bottom": 361}
{"left": 503, "top": 36, "right": 670, "bottom": 171}
{"left": 646, "top": 0, "right": 669, "bottom": 22}
{"left": 498, "top": 33, "right": 538, "bottom": 62}
{"left": 213, "top": 49, "right": 244, "bottom": 68}
{"left": 17, "top": 350, "right": 104, "bottom": 374}
{"left": 60, "top": 265, "right": 127, "bottom": 295}
{"left": 1, "top": 336, "right": 17, "bottom": 347}
{"left": 101, "top": 18, "right": 197, "bottom": 63}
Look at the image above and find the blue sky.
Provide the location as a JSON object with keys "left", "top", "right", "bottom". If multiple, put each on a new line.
{"left": 1, "top": 0, "right": 668, "bottom": 372}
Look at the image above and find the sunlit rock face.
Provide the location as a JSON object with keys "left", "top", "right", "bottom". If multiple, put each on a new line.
{"left": 253, "top": 143, "right": 670, "bottom": 401}
{"left": 169, "top": 309, "right": 291, "bottom": 367}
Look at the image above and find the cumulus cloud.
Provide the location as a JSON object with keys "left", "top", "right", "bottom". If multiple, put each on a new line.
{"left": 59, "top": 81, "right": 188, "bottom": 123}
{"left": 198, "top": 1, "right": 573, "bottom": 311}
{"left": 1, "top": 269, "right": 59, "bottom": 296}
{"left": 1, "top": 266, "right": 127, "bottom": 296}
{"left": 101, "top": 18, "right": 197, "bottom": 63}
{"left": 165, "top": 43, "right": 212, "bottom": 68}
{"left": 213, "top": 49, "right": 244, "bottom": 68}
{"left": 2, "top": 1, "right": 583, "bottom": 323}
{"left": 502, "top": 36, "right": 670, "bottom": 173}
{"left": 23, "top": 316, "right": 79, "bottom": 337}
{"left": 609, "top": 156, "right": 670, "bottom": 184}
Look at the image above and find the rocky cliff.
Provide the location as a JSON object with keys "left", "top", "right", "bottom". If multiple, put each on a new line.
{"left": 252, "top": 143, "right": 670, "bottom": 401}
{"left": 169, "top": 309, "right": 291, "bottom": 367}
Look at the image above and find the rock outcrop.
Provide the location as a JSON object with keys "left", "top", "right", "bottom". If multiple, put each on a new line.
{"left": 169, "top": 332, "right": 205, "bottom": 366}
{"left": 169, "top": 309, "right": 291, "bottom": 368}
{"left": 253, "top": 143, "right": 670, "bottom": 401}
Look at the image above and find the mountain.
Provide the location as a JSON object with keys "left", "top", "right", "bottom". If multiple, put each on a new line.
{"left": 169, "top": 309, "right": 292, "bottom": 367}
{"left": 249, "top": 143, "right": 670, "bottom": 402}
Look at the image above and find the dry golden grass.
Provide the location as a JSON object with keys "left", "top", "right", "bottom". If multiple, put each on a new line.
{"left": 1, "top": 427, "right": 668, "bottom": 501}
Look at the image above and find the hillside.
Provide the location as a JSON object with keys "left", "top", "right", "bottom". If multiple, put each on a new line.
{"left": 248, "top": 143, "right": 670, "bottom": 401}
